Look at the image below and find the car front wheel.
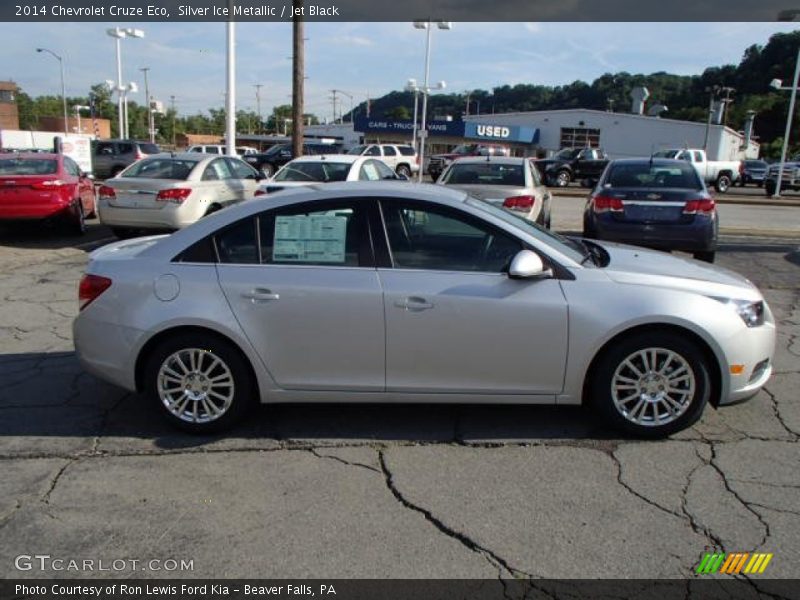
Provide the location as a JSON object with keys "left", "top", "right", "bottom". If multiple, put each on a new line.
{"left": 590, "top": 331, "right": 710, "bottom": 438}
{"left": 260, "top": 164, "right": 275, "bottom": 178}
{"left": 552, "top": 170, "right": 571, "bottom": 187}
{"left": 144, "top": 332, "right": 254, "bottom": 433}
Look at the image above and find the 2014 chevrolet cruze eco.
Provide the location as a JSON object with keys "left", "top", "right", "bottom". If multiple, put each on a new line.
{"left": 73, "top": 183, "right": 775, "bottom": 437}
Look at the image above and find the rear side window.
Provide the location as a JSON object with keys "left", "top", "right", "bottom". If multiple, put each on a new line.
{"left": 95, "top": 143, "right": 115, "bottom": 156}
{"left": 117, "top": 143, "right": 134, "bottom": 155}
{"left": 398, "top": 146, "right": 416, "bottom": 156}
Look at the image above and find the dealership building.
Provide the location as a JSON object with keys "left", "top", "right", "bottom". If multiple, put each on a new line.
{"left": 304, "top": 107, "right": 760, "bottom": 161}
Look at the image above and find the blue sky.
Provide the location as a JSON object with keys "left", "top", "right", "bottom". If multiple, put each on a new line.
{"left": 2, "top": 22, "right": 798, "bottom": 120}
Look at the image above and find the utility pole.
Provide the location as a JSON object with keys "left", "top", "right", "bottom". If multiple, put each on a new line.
{"left": 330, "top": 89, "right": 338, "bottom": 124}
{"left": 254, "top": 84, "right": 263, "bottom": 133}
{"left": 140, "top": 67, "right": 154, "bottom": 143}
{"left": 292, "top": 0, "right": 304, "bottom": 157}
{"left": 170, "top": 95, "right": 176, "bottom": 147}
{"left": 464, "top": 90, "right": 471, "bottom": 116}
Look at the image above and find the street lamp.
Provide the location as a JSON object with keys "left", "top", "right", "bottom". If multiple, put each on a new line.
{"left": 106, "top": 27, "right": 145, "bottom": 139}
{"left": 413, "top": 20, "right": 452, "bottom": 182}
{"left": 36, "top": 48, "right": 68, "bottom": 137}
{"left": 405, "top": 79, "right": 421, "bottom": 153}
{"left": 770, "top": 54, "right": 800, "bottom": 198}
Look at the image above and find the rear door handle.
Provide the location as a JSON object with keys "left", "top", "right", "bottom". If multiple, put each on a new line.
{"left": 241, "top": 288, "right": 280, "bottom": 303}
{"left": 394, "top": 296, "right": 434, "bottom": 311}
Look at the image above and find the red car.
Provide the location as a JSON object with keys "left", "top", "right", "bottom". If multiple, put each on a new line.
{"left": 0, "top": 152, "right": 96, "bottom": 234}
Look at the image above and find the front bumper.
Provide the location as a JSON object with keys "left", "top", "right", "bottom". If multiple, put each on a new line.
{"left": 717, "top": 303, "right": 776, "bottom": 405}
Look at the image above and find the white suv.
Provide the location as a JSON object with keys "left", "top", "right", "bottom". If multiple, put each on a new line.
{"left": 186, "top": 145, "right": 257, "bottom": 156}
{"left": 347, "top": 144, "right": 419, "bottom": 178}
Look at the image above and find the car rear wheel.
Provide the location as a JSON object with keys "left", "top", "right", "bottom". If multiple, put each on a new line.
{"left": 590, "top": 331, "right": 710, "bottom": 438}
{"left": 396, "top": 164, "right": 412, "bottom": 179}
{"left": 715, "top": 174, "right": 731, "bottom": 193}
{"left": 144, "top": 332, "right": 254, "bottom": 433}
{"left": 67, "top": 200, "right": 86, "bottom": 236}
{"left": 110, "top": 227, "right": 139, "bottom": 239}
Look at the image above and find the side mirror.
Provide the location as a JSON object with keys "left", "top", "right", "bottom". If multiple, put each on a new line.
{"left": 508, "top": 250, "right": 552, "bottom": 280}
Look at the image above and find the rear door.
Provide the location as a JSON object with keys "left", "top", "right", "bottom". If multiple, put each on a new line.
{"left": 215, "top": 199, "right": 385, "bottom": 391}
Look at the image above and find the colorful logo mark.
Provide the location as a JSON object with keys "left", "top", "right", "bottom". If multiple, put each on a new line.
{"left": 696, "top": 552, "right": 773, "bottom": 575}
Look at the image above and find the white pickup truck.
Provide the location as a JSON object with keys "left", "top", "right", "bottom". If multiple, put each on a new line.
{"left": 652, "top": 148, "right": 741, "bottom": 193}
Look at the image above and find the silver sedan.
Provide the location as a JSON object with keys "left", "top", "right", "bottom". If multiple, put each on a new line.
{"left": 73, "top": 183, "right": 775, "bottom": 437}
{"left": 437, "top": 156, "right": 551, "bottom": 228}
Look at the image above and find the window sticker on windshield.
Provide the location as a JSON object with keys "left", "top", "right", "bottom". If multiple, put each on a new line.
{"left": 273, "top": 215, "right": 347, "bottom": 263}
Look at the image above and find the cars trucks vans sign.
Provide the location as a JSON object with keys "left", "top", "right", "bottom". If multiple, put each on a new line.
{"left": 354, "top": 117, "right": 539, "bottom": 144}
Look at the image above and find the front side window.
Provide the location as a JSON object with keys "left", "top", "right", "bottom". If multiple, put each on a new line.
{"left": 95, "top": 143, "right": 115, "bottom": 156}
{"left": 226, "top": 158, "right": 258, "bottom": 180}
{"left": 365, "top": 146, "right": 381, "bottom": 156}
{"left": 202, "top": 158, "right": 233, "bottom": 181}
{"left": 380, "top": 201, "right": 522, "bottom": 273}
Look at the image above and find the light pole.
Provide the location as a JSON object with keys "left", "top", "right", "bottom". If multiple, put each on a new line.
{"left": 770, "top": 52, "right": 800, "bottom": 198}
{"left": 331, "top": 89, "right": 353, "bottom": 122}
{"left": 36, "top": 48, "right": 68, "bottom": 136}
{"left": 413, "top": 20, "right": 451, "bottom": 182}
{"left": 140, "top": 67, "right": 155, "bottom": 143}
{"left": 405, "top": 79, "right": 420, "bottom": 153}
{"left": 106, "top": 27, "right": 145, "bottom": 139}
{"left": 254, "top": 84, "right": 263, "bottom": 133}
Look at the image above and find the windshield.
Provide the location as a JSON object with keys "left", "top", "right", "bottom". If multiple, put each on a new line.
{"left": 121, "top": 158, "right": 196, "bottom": 180}
{"left": 274, "top": 161, "right": 351, "bottom": 182}
{"left": 554, "top": 148, "right": 581, "bottom": 160}
{"left": 465, "top": 197, "right": 586, "bottom": 264}
{"left": 442, "top": 163, "right": 525, "bottom": 186}
{"left": 0, "top": 158, "right": 58, "bottom": 175}
{"left": 604, "top": 162, "right": 703, "bottom": 189}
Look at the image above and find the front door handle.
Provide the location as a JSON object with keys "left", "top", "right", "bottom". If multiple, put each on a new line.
{"left": 241, "top": 288, "right": 280, "bottom": 303}
{"left": 394, "top": 296, "right": 434, "bottom": 312}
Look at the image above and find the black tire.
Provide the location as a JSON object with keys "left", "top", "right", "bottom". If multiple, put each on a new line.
{"left": 143, "top": 332, "right": 254, "bottom": 434}
{"left": 693, "top": 250, "right": 716, "bottom": 263}
{"left": 67, "top": 200, "right": 87, "bottom": 236}
{"left": 715, "top": 174, "right": 731, "bottom": 194}
{"left": 544, "top": 206, "right": 552, "bottom": 230}
{"left": 589, "top": 331, "right": 711, "bottom": 438}
{"left": 111, "top": 227, "right": 139, "bottom": 239}
{"left": 765, "top": 181, "right": 776, "bottom": 197}
{"left": 553, "top": 170, "right": 571, "bottom": 187}
{"left": 396, "top": 164, "right": 412, "bottom": 179}
{"left": 260, "top": 164, "right": 275, "bottom": 178}
{"left": 582, "top": 215, "right": 596, "bottom": 239}
{"left": 429, "top": 170, "right": 441, "bottom": 182}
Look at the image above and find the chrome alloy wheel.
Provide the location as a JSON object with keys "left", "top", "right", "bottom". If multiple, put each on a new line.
{"left": 157, "top": 348, "right": 235, "bottom": 423}
{"left": 611, "top": 348, "right": 696, "bottom": 427}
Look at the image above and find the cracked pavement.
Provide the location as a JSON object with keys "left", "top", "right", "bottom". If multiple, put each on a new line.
{"left": 0, "top": 223, "right": 798, "bottom": 581}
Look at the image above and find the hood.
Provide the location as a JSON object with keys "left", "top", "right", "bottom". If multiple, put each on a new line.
{"left": 596, "top": 241, "right": 761, "bottom": 300}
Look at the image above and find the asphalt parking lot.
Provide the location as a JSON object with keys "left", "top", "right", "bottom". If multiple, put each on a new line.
{"left": 1, "top": 198, "right": 799, "bottom": 582}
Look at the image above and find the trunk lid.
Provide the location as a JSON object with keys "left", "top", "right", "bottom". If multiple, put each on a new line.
{"left": 105, "top": 178, "right": 190, "bottom": 209}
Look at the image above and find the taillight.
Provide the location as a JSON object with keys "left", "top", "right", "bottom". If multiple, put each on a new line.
{"left": 503, "top": 195, "right": 536, "bottom": 211}
{"left": 98, "top": 185, "right": 116, "bottom": 199}
{"left": 254, "top": 189, "right": 267, "bottom": 197}
{"left": 31, "top": 179, "right": 66, "bottom": 190}
{"left": 156, "top": 188, "right": 192, "bottom": 203}
{"left": 683, "top": 198, "right": 716, "bottom": 215}
{"left": 78, "top": 274, "right": 112, "bottom": 310}
{"left": 593, "top": 195, "right": 625, "bottom": 213}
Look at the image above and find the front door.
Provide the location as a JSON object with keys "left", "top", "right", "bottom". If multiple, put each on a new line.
{"left": 377, "top": 200, "right": 568, "bottom": 395}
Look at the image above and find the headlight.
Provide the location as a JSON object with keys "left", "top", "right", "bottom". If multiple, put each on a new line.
{"left": 712, "top": 298, "right": 765, "bottom": 327}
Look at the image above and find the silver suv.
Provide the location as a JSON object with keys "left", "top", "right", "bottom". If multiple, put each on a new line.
{"left": 92, "top": 139, "right": 160, "bottom": 179}
{"left": 347, "top": 144, "right": 419, "bottom": 178}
